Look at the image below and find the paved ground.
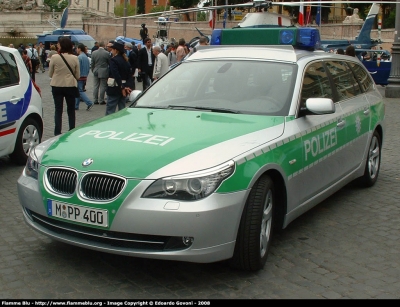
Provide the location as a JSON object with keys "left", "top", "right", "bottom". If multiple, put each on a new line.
{"left": 0, "top": 70, "right": 399, "bottom": 299}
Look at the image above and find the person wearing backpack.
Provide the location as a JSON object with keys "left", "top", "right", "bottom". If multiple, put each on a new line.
{"left": 27, "top": 43, "right": 39, "bottom": 81}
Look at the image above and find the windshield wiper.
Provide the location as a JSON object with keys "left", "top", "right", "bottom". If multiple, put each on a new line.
{"left": 134, "top": 105, "right": 168, "bottom": 109}
{"left": 167, "top": 105, "right": 240, "bottom": 114}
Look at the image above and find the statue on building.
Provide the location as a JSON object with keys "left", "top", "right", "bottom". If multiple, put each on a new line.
{"left": 69, "top": 0, "right": 82, "bottom": 8}
{"left": 0, "top": 0, "right": 43, "bottom": 11}
{"left": 343, "top": 8, "right": 363, "bottom": 24}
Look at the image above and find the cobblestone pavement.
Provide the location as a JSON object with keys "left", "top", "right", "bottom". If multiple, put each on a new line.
{"left": 0, "top": 70, "right": 399, "bottom": 300}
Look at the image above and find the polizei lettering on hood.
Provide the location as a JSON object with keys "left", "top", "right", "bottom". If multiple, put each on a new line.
{"left": 79, "top": 130, "right": 175, "bottom": 146}
{"left": 304, "top": 127, "right": 337, "bottom": 161}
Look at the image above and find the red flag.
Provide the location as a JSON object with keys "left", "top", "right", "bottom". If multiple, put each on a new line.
{"left": 298, "top": 1, "right": 304, "bottom": 26}
{"left": 209, "top": 10, "right": 214, "bottom": 29}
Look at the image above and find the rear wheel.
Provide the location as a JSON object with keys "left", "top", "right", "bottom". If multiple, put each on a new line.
{"left": 358, "top": 131, "right": 381, "bottom": 187}
{"left": 229, "top": 174, "right": 275, "bottom": 271}
{"left": 9, "top": 118, "right": 42, "bottom": 165}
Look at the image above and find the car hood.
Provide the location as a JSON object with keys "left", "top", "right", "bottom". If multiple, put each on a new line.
{"left": 41, "top": 108, "right": 285, "bottom": 179}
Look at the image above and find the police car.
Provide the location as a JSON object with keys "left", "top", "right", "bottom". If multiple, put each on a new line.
{"left": 0, "top": 46, "right": 43, "bottom": 165}
{"left": 17, "top": 28, "right": 385, "bottom": 271}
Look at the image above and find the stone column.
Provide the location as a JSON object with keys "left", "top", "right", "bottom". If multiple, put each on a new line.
{"left": 385, "top": 3, "right": 400, "bottom": 98}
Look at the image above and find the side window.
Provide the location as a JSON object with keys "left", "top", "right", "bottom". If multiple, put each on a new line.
{"left": 0, "top": 51, "right": 19, "bottom": 88}
{"left": 325, "top": 61, "right": 361, "bottom": 100}
{"left": 300, "top": 62, "right": 332, "bottom": 107}
{"left": 348, "top": 61, "right": 374, "bottom": 92}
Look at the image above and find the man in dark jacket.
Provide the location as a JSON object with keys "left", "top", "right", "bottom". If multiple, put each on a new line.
{"left": 125, "top": 42, "right": 138, "bottom": 90}
{"left": 137, "top": 37, "right": 155, "bottom": 91}
{"left": 140, "top": 23, "right": 149, "bottom": 44}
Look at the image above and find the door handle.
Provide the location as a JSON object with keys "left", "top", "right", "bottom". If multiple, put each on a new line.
{"left": 337, "top": 118, "right": 346, "bottom": 128}
{"left": 9, "top": 97, "right": 22, "bottom": 104}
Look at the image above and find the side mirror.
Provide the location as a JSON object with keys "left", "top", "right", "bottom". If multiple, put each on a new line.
{"left": 128, "top": 90, "right": 142, "bottom": 103}
{"left": 305, "top": 98, "right": 335, "bottom": 115}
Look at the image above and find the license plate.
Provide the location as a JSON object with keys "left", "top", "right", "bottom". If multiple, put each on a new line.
{"left": 47, "top": 199, "right": 108, "bottom": 227}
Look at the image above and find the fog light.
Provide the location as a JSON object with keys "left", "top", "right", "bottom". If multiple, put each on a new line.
{"left": 182, "top": 236, "right": 194, "bottom": 246}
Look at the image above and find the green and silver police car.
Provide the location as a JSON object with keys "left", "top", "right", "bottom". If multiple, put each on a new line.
{"left": 17, "top": 28, "right": 385, "bottom": 271}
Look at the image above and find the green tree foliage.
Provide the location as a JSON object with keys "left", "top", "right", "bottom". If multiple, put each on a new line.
{"left": 197, "top": 11, "right": 207, "bottom": 21}
{"left": 44, "top": 0, "right": 68, "bottom": 12}
{"left": 138, "top": 0, "right": 145, "bottom": 15}
{"left": 151, "top": 5, "right": 171, "bottom": 14}
{"left": 169, "top": 0, "right": 198, "bottom": 21}
{"left": 114, "top": 4, "right": 136, "bottom": 17}
{"left": 383, "top": 10, "right": 395, "bottom": 29}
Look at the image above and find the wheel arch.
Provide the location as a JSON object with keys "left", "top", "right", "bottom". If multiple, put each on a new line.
{"left": 24, "top": 112, "right": 44, "bottom": 139}
{"left": 247, "top": 166, "right": 287, "bottom": 231}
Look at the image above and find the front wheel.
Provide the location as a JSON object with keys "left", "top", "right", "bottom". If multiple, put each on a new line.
{"left": 9, "top": 118, "right": 42, "bottom": 165}
{"left": 357, "top": 130, "right": 381, "bottom": 187}
{"left": 229, "top": 174, "right": 275, "bottom": 271}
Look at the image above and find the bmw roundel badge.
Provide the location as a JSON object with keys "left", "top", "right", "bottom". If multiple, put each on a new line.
{"left": 82, "top": 158, "right": 93, "bottom": 167}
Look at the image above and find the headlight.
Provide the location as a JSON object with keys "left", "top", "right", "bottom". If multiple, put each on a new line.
{"left": 23, "top": 135, "right": 61, "bottom": 180}
{"left": 143, "top": 161, "right": 235, "bottom": 200}
{"left": 25, "top": 147, "right": 40, "bottom": 179}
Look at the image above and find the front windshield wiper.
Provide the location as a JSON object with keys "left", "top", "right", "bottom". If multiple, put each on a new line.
{"left": 167, "top": 105, "right": 240, "bottom": 114}
{"left": 134, "top": 105, "right": 168, "bottom": 109}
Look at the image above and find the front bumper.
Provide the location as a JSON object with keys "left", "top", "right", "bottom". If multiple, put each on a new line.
{"left": 17, "top": 172, "right": 249, "bottom": 264}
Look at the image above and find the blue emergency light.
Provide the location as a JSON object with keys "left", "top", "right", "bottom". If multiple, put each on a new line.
{"left": 210, "top": 27, "right": 321, "bottom": 50}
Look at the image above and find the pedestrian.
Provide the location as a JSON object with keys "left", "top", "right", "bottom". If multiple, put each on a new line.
{"left": 71, "top": 42, "right": 77, "bottom": 55}
{"left": 17, "top": 44, "right": 24, "bottom": 55}
{"left": 199, "top": 36, "right": 208, "bottom": 46}
{"left": 105, "top": 41, "right": 133, "bottom": 115}
{"left": 22, "top": 49, "right": 32, "bottom": 76}
{"left": 336, "top": 48, "right": 344, "bottom": 55}
{"left": 75, "top": 43, "right": 94, "bottom": 111}
{"left": 46, "top": 44, "right": 57, "bottom": 64}
{"left": 140, "top": 23, "right": 149, "bottom": 44}
{"left": 37, "top": 42, "right": 46, "bottom": 73}
{"left": 345, "top": 45, "right": 356, "bottom": 57}
{"left": 106, "top": 40, "right": 114, "bottom": 56}
{"left": 49, "top": 37, "right": 80, "bottom": 136}
{"left": 137, "top": 37, "right": 155, "bottom": 91}
{"left": 152, "top": 46, "right": 169, "bottom": 81}
{"left": 176, "top": 38, "right": 187, "bottom": 62}
{"left": 167, "top": 43, "right": 177, "bottom": 66}
{"left": 91, "top": 41, "right": 109, "bottom": 105}
{"left": 91, "top": 41, "right": 99, "bottom": 53}
{"left": 125, "top": 42, "right": 138, "bottom": 90}
{"left": 27, "top": 43, "right": 39, "bottom": 81}
{"left": 9, "top": 43, "right": 15, "bottom": 48}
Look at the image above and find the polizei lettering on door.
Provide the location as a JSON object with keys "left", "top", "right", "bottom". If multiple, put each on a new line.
{"left": 304, "top": 127, "right": 337, "bottom": 161}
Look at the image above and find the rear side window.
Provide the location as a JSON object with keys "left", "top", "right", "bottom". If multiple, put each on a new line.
{"left": 325, "top": 61, "right": 361, "bottom": 100}
{"left": 300, "top": 61, "right": 332, "bottom": 107}
{"left": 348, "top": 61, "right": 374, "bottom": 92}
{"left": 0, "top": 50, "right": 19, "bottom": 88}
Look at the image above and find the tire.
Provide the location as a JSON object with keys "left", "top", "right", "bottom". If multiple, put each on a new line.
{"left": 358, "top": 131, "right": 381, "bottom": 187}
{"left": 229, "top": 174, "right": 275, "bottom": 271}
{"left": 9, "top": 118, "right": 42, "bottom": 165}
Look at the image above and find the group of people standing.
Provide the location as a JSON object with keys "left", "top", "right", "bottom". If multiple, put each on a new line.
{"left": 46, "top": 32, "right": 206, "bottom": 136}
{"left": 19, "top": 42, "right": 47, "bottom": 82}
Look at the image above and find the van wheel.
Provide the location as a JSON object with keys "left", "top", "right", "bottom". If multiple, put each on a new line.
{"left": 9, "top": 118, "right": 42, "bottom": 165}
{"left": 229, "top": 174, "right": 274, "bottom": 271}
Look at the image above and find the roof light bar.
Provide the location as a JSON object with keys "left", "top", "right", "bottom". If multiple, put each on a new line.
{"left": 210, "top": 27, "right": 321, "bottom": 50}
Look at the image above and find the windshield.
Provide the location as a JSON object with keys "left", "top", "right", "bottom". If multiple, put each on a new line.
{"left": 80, "top": 40, "right": 95, "bottom": 49}
{"left": 134, "top": 60, "right": 296, "bottom": 116}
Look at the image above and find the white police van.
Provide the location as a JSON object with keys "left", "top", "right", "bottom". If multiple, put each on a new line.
{"left": 0, "top": 46, "right": 43, "bottom": 165}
